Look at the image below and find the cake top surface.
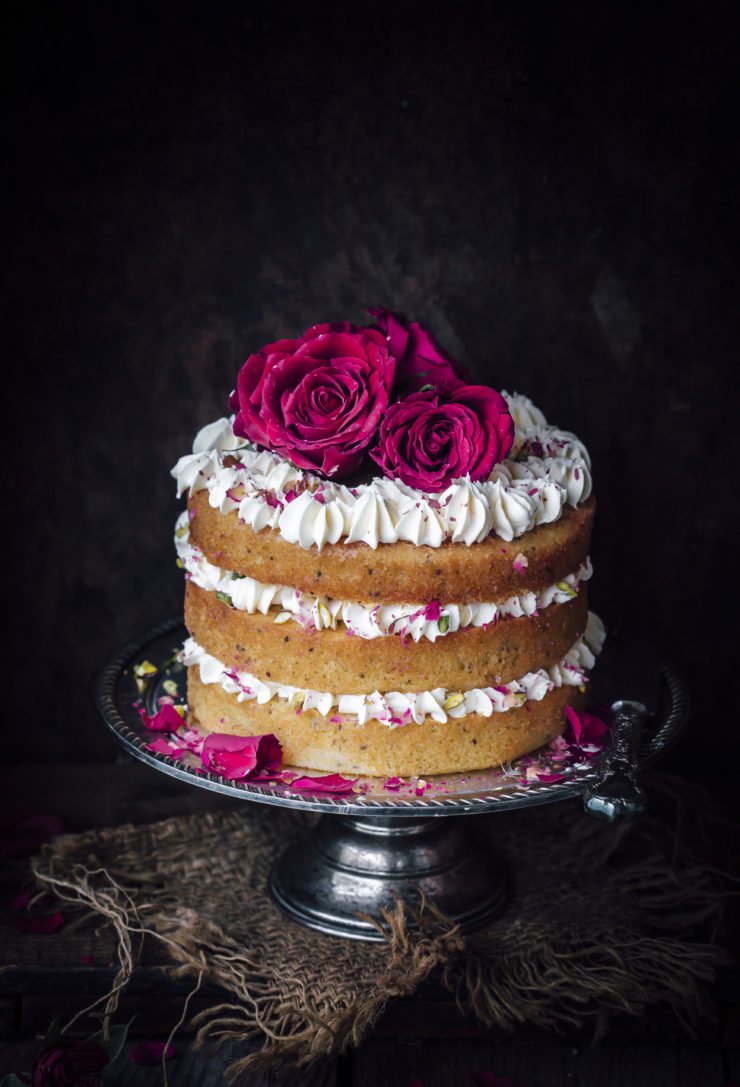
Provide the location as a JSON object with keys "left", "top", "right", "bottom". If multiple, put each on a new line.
{"left": 172, "top": 309, "right": 593, "bottom": 551}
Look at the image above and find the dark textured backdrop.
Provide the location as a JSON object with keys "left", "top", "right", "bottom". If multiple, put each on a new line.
{"left": 6, "top": 3, "right": 737, "bottom": 772}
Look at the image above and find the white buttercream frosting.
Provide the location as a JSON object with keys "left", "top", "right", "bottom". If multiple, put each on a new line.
{"left": 502, "top": 390, "right": 548, "bottom": 433}
{"left": 175, "top": 512, "right": 593, "bottom": 642}
{"left": 170, "top": 392, "right": 592, "bottom": 552}
{"left": 180, "top": 612, "right": 605, "bottom": 727}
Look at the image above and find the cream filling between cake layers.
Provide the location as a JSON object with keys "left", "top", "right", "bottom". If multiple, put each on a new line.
{"left": 170, "top": 393, "right": 592, "bottom": 552}
{"left": 181, "top": 612, "right": 605, "bottom": 727}
{"left": 175, "top": 511, "right": 593, "bottom": 642}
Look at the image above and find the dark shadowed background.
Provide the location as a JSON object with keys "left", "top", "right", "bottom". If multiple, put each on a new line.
{"left": 5, "top": 2, "right": 737, "bottom": 775}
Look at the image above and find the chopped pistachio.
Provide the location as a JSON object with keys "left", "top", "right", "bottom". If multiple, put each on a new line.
{"left": 444, "top": 692, "right": 465, "bottom": 711}
{"left": 133, "top": 660, "right": 157, "bottom": 695}
{"left": 438, "top": 614, "right": 450, "bottom": 634}
{"left": 290, "top": 691, "right": 306, "bottom": 706}
{"left": 556, "top": 581, "right": 577, "bottom": 598}
{"left": 175, "top": 558, "right": 184, "bottom": 569}
{"left": 134, "top": 660, "right": 158, "bottom": 678}
{"left": 162, "top": 679, "right": 178, "bottom": 696}
{"left": 230, "top": 571, "right": 246, "bottom": 580}
{"left": 174, "top": 704, "right": 187, "bottom": 717}
{"left": 174, "top": 523, "right": 188, "bottom": 539}
{"left": 274, "top": 611, "right": 292, "bottom": 624}
{"left": 215, "top": 591, "right": 234, "bottom": 607}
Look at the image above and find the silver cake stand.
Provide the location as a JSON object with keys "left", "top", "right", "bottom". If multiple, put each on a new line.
{"left": 96, "top": 617, "right": 689, "bottom": 941}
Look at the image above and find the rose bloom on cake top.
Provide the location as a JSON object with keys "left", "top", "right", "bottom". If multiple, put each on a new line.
{"left": 170, "top": 307, "right": 602, "bottom": 779}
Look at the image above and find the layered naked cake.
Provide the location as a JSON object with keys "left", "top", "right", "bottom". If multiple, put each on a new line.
{"left": 171, "top": 312, "right": 603, "bottom": 777}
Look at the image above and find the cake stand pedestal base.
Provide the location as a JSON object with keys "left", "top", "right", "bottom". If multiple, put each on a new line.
{"left": 268, "top": 813, "right": 507, "bottom": 941}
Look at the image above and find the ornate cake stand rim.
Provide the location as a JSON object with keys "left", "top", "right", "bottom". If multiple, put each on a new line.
{"left": 95, "top": 616, "right": 690, "bottom": 817}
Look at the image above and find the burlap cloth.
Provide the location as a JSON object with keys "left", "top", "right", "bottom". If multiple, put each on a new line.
{"left": 30, "top": 773, "right": 736, "bottom": 1078}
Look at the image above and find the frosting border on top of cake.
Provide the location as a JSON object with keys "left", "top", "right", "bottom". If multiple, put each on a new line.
{"left": 175, "top": 511, "right": 593, "bottom": 642}
{"left": 171, "top": 393, "right": 592, "bottom": 552}
{"left": 181, "top": 612, "right": 606, "bottom": 728}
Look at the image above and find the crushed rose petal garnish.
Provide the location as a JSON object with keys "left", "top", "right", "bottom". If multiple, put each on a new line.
{"left": 383, "top": 777, "right": 404, "bottom": 791}
{"left": 512, "top": 553, "right": 529, "bottom": 573}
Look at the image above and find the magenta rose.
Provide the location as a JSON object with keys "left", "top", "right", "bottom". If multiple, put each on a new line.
{"left": 229, "top": 322, "right": 395, "bottom": 479}
{"left": 367, "top": 306, "right": 468, "bottom": 394}
{"left": 370, "top": 385, "right": 514, "bottom": 492}
{"left": 31, "top": 1041, "right": 109, "bottom": 1087}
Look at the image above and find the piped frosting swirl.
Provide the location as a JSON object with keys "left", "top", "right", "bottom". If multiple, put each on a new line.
{"left": 170, "top": 393, "right": 592, "bottom": 552}
{"left": 175, "top": 512, "right": 593, "bottom": 641}
{"left": 180, "top": 612, "right": 605, "bottom": 727}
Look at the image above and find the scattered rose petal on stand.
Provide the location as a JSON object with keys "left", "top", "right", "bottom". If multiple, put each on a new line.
{"left": 200, "top": 733, "right": 283, "bottom": 779}
{"left": 383, "top": 777, "right": 404, "bottom": 791}
{"left": 565, "top": 706, "right": 610, "bottom": 747}
{"left": 145, "top": 737, "right": 186, "bottom": 757}
{"left": 137, "top": 703, "right": 185, "bottom": 732}
{"left": 286, "top": 773, "right": 357, "bottom": 793}
{"left": 130, "top": 1041, "right": 176, "bottom": 1065}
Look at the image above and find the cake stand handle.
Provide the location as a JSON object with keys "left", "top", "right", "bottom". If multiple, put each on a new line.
{"left": 582, "top": 699, "right": 648, "bottom": 822}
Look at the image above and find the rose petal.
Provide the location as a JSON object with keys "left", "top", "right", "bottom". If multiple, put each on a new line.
{"left": 286, "top": 773, "right": 357, "bottom": 793}
{"left": 0, "top": 811, "right": 64, "bottom": 860}
{"left": 137, "top": 703, "right": 184, "bottom": 732}
{"left": 12, "top": 910, "right": 65, "bottom": 934}
{"left": 200, "top": 732, "right": 283, "bottom": 778}
{"left": 202, "top": 743, "right": 259, "bottom": 779}
{"left": 129, "top": 1042, "right": 176, "bottom": 1066}
{"left": 565, "top": 706, "right": 610, "bottom": 746}
{"left": 383, "top": 777, "right": 404, "bottom": 791}
{"left": 145, "top": 737, "right": 186, "bottom": 757}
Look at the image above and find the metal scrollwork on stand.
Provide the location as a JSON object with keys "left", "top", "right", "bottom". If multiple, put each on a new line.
{"left": 583, "top": 700, "right": 648, "bottom": 821}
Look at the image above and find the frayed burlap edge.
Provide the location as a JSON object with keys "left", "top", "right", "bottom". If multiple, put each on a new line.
{"left": 29, "top": 773, "right": 738, "bottom": 1077}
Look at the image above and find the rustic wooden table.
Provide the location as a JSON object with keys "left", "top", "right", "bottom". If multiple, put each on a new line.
{"left": 1, "top": 761, "right": 737, "bottom": 1086}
